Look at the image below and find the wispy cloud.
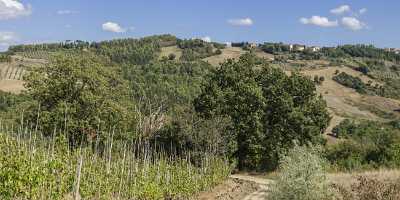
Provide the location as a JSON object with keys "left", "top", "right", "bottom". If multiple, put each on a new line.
{"left": 57, "top": 10, "right": 78, "bottom": 15}
{"left": 0, "top": 0, "right": 31, "bottom": 20}
{"left": 330, "top": 5, "right": 351, "bottom": 15}
{"left": 359, "top": 8, "right": 367, "bottom": 15}
{"left": 227, "top": 18, "right": 253, "bottom": 26}
{"left": 300, "top": 16, "right": 338, "bottom": 27}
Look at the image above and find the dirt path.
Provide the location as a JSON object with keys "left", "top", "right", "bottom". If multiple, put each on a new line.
{"left": 230, "top": 175, "right": 274, "bottom": 200}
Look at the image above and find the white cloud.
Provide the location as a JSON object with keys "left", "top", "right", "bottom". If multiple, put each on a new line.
{"left": 201, "top": 36, "right": 211, "bottom": 43}
{"left": 64, "top": 24, "right": 72, "bottom": 28}
{"left": 359, "top": 8, "right": 367, "bottom": 14}
{"left": 0, "top": 31, "right": 17, "bottom": 46}
{"left": 57, "top": 10, "right": 77, "bottom": 15}
{"left": 102, "top": 22, "right": 126, "bottom": 33}
{"left": 227, "top": 18, "right": 253, "bottom": 26}
{"left": 341, "top": 17, "right": 366, "bottom": 31}
{"left": 0, "top": 0, "right": 31, "bottom": 20}
{"left": 300, "top": 16, "right": 338, "bottom": 27}
{"left": 330, "top": 5, "right": 351, "bottom": 15}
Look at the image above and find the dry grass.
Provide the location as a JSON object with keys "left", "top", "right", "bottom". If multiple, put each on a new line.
{"left": 0, "top": 79, "right": 24, "bottom": 93}
{"left": 159, "top": 45, "right": 182, "bottom": 60}
{"left": 330, "top": 170, "right": 400, "bottom": 200}
{"left": 299, "top": 66, "right": 400, "bottom": 135}
{"left": 203, "top": 47, "right": 247, "bottom": 66}
{"left": 328, "top": 169, "right": 400, "bottom": 189}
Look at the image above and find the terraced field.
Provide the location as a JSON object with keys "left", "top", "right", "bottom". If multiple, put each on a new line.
{"left": 0, "top": 56, "right": 46, "bottom": 93}
{"left": 0, "top": 64, "right": 26, "bottom": 80}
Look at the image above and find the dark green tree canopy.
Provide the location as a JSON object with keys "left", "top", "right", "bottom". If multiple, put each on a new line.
{"left": 24, "top": 55, "right": 134, "bottom": 145}
{"left": 194, "top": 54, "right": 331, "bottom": 170}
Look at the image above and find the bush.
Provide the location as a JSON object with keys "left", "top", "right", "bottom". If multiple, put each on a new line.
{"left": 333, "top": 72, "right": 367, "bottom": 94}
{"left": 168, "top": 53, "right": 176, "bottom": 60}
{"left": 269, "top": 144, "right": 337, "bottom": 200}
{"left": 327, "top": 120, "right": 400, "bottom": 170}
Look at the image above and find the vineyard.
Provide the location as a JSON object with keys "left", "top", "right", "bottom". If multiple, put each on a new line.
{"left": 15, "top": 50, "right": 80, "bottom": 60}
{"left": 0, "top": 64, "right": 26, "bottom": 81}
{"left": 0, "top": 125, "right": 231, "bottom": 199}
{"left": 371, "top": 70, "right": 400, "bottom": 80}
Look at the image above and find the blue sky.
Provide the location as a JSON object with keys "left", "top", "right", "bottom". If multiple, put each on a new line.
{"left": 0, "top": 0, "right": 399, "bottom": 51}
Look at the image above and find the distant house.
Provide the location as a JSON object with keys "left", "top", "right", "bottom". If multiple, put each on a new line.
{"left": 384, "top": 48, "right": 400, "bottom": 54}
{"left": 290, "top": 44, "right": 306, "bottom": 52}
{"left": 249, "top": 43, "right": 258, "bottom": 48}
{"left": 309, "top": 46, "right": 321, "bottom": 52}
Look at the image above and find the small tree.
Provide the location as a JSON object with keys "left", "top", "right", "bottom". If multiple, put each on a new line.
{"left": 319, "top": 76, "right": 325, "bottom": 84}
{"left": 314, "top": 75, "right": 320, "bottom": 84}
{"left": 168, "top": 53, "right": 176, "bottom": 60}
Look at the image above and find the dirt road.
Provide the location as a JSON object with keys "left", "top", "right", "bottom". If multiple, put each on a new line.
{"left": 230, "top": 175, "right": 273, "bottom": 200}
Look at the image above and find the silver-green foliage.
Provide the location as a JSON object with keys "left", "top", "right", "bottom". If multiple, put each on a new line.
{"left": 269, "top": 144, "right": 337, "bottom": 200}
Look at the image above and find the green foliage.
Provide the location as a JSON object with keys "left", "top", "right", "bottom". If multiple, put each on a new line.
{"left": 23, "top": 55, "right": 135, "bottom": 145}
{"left": 168, "top": 53, "right": 176, "bottom": 60}
{"left": 321, "top": 45, "right": 400, "bottom": 62}
{"left": 194, "top": 54, "right": 330, "bottom": 170}
{"left": 314, "top": 75, "right": 325, "bottom": 85}
{"left": 0, "top": 132, "right": 231, "bottom": 200}
{"left": 327, "top": 120, "right": 400, "bottom": 170}
{"left": 260, "top": 42, "right": 290, "bottom": 54}
{"left": 93, "top": 37, "right": 161, "bottom": 65}
{"left": 123, "top": 60, "right": 212, "bottom": 111}
{"left": 269, "top": 144, "right": 337, "bottom": 200}
{"left": 333, "top": 72, "right": 368, "bottom": 93}
{"left": 0, "top": 53, "right": 11, "bottom": 62}
{"left": 177, "top": 39, "right": 215, "bottom": 61}
{"left": 0, "top": 91, "right": 29, "bottom": 112}
{"left": 333, "top": 71, "right": 400, "bottom": 100}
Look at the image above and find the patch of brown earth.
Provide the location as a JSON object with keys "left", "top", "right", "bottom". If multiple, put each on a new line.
{"left": 196, "top": 178, "right": 259, "bottom": 200}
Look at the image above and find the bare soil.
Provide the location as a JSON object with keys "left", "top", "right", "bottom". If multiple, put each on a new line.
{"left": 196, "top": 178, "right": 260, "bottom": 200}
{"left": 0, "top": 79, "right": 24, "bottom": 94}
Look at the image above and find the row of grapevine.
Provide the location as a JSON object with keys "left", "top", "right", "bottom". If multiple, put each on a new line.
{"left": 371, "top": 70, "right": 400, "bottom": 80}
{"left": 0, "top": 65, "right": 26, "bottom": 80}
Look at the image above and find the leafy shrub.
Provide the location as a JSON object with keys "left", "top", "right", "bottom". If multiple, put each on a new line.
{"left": 269, "top": 144, "right": 337, "bottom": 200}
{"left": 327, "top": 120, "right": 400, "bottom": 170}
{"left": 333, "top": 72, "right": 367, "bottom": 94}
